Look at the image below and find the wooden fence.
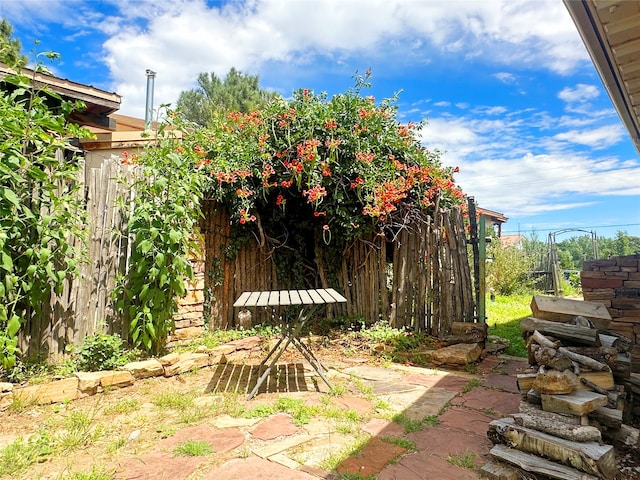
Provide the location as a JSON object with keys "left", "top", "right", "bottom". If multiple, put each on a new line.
{"left": 19, "top": 158, "right": 476, "bottom": 359}
{"left": 19, "top": 157, "right": 135, "bottom": 358}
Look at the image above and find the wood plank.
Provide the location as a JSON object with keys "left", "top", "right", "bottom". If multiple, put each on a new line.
{"left": 256, "top": 292, "right": 270, "bottom": 307}
{"left": 541, "top": 390, "right": 608, "bottom": 416}
{"left": 316, "top": 288, "right": 338, "bottom": 303}
{"left": 268, "top": 291, "right": 280, "bottom": 306}
{"left": 298, "top": 290, "right": 313, "bottom": 305}
{"left": 530, "top": 295, "right": 611, "bottom": 329}
{"left": 521, "top": 317, "right": 600, "bottom": 346}
{"left": 233, "top": 291, "right": 252, "bottom": 308}
{"left": 307, "top": 289, "right": 324, "bottom": 304}
{"left": 245, "top": 291, "right": 261, "bottom": 307}
{"left": 490, "top": 444, "right": 599, "bottom": 480}
{"left": 325, "top": 287, "right": 347, "bottom": 303}
{"left": 279, "top": 290, "right": 290, "bottom": 306}
{"left": 489, "top": 418, "right": 615, "bottom": 478}
{"left": 288, "top": 290, "right": 301, "bottom": 305}
{"left": 518, "top": 371, "right": 614, "bottom": 393}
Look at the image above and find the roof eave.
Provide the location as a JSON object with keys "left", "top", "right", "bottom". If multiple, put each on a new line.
{"left": 564, "top": 0, "right": 640, "bottom": 155}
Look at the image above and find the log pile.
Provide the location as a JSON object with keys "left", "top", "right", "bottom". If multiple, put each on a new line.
{"left": 483, "top": 296, "right": 640, "bottom": 480}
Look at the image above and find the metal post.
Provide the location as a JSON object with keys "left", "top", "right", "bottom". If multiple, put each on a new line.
{"left": 145, "top": 69, "right": 156, "bottom": 130}
{"left": 478, "top": 214, "right": 487, "bottom": 323}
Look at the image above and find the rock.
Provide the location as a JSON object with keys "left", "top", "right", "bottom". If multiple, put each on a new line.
{"left": 225, "top": 336, "right": 263, "bottom": 351}
{"left": 0, "top": 392, "right": 12, "bottom": 411}
{"left": 532, "top": 369, "right": 578, "bottom": 394}
{"left": 430, "top": 342, "right": 482, "bottom": 365}
{"left": 163, "top": 352, "right": 211, "bottom": 377}
{"left": 123, "top": 359, "right": 164, "bottom": 379}
{"left": 0, "top": 382, "right": 13, "bottom": 393}
{"left": 14, "top": 377, "right": 79, "bottom": 404}
{"left": 99, "top": 370, "right": 134, "bottom": 389}
{"left": 158, "top": 352, "right": 180, "bottom": 367}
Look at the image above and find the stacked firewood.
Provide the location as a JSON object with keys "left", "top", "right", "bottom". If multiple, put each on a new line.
{"left": 482, "top": 296, "right": 639, "bottom": 480}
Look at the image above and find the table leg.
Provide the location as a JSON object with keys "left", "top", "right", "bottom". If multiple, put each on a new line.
{"left": 247, "top": 334, "right": 292, "bottom": 400}
{"left": 290, "top": 336, "right": 332, "bottom": 389}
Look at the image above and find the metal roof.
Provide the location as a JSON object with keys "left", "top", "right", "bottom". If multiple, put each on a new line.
{"left": 564, "top": 0, "right": 640, "bottom": 154}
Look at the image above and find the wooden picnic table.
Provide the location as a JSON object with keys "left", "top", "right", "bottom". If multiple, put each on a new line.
{"left": 233, "top": 288, "right": 347, "bottom": 399}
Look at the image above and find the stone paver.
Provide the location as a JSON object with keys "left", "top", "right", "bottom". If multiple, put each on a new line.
{"left": 156, "top": 425, "right": 245, "bottom": 454}
{"left": 116, "top": 454, "right": 203, "bottom": 480}
{"left": 483, "top": 372, "right": 519, "bottom": 393}
{"left": 379, "top": 452, "right": 481, "bottom": 480}
{"left": 439, "top": 406, "right": 498, "bottom": 436}
{"left": 250, "top": 414, "right": 300, "bottom": 440}
{"left": 362, "top": 418, "right": 405, "bottom": 437}
{"left": 204, "top": 456, "right": 317, "bottom": 480}
{"left": 450, "top": 387, "right": 521, "bottom": 416}
{"left": 336, "top": 436, "right": 406, "bottom": 478}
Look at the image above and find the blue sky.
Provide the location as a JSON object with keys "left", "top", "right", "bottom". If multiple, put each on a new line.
{"left": 2, "top": 0, "right": 639, "bottom": 239}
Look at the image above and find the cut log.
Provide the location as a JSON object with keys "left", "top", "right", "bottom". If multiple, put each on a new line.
{"left": 541, "top": 390, "right": 608, "bottom": 416}
{"left": 450, "top": 321, "right": 488, "bottom": 336}
{"left": 520, "top": 317, "right": 600, "bottom": 346}
{"left": 530, "top": 295, "right": 611, "bottom": 329}
{"left": 526, "top": 389, "right": 541, "bottom": 405}
{"left": 532, "top": 369, "right": 578, "bottom": 394}
{"left": 511, "top": 413, "right": 601, "bottom": 442}
{"left": 530, "top": 330, "right": 559, "bottom": 349}
{"left": 532, "top": 346, "right": 572, "bottom": 371}
{"left": 489, "top": 417, "right": 617, "bottom": 479}
{"left": 518, "top": 371, "right": 614, "bottom": 393}
{"left": 489, "top": 444, "right": 599, "bottom": 480}
{"left": 479, "top": 461, "right": 519, "bottom": 480}
{"left": 564, "top": 346, "right": 618, "bottom": 369}
{"left": 588, "top": 406, "right": 623, "bottom": 430}
{"left": 599, "top": 330, "right": 633, "bottom": 353}
{"left": 557, "top": 347, "right": 611, "bottom": 372}
{"left": 518, "top": 401, "right": 583, "bottom": 425}
{"left": 441, "top": 331, "right": 486, "bottom": 346}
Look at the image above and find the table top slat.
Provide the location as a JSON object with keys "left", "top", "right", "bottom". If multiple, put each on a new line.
{"left": 245, "top": 291, "right": 262, "bottom": 306}
{"left": 325, "top": 288, "right": 347, "bottom": 303}
{"left": 316, "top": 288, "right": 339, "bottom": 303}
{"left": 297, "top": 290, "right": 314, "bottom": 304}
{"left": 268, "top": 291, "right": 280, "bottom": 306}
{"left": 288, "top": 290, "right": 301, "bottom": 304}
{"left": 233, "top": 291, "right": 252, "bottom": 307}
{"left": 279, "top": 290, "right": 291, "bottom": 306}
{"left": 256, "top": 291, "right": 270, "bottom": 307}
{"left": 307, "top": 289, "right": 325, "bottom": 304}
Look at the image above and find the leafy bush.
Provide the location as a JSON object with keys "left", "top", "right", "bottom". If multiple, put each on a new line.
{"left": 73, "top": 333, "right": 132, "bottom": 372}
{"left": 0, "top": 54, "right": 90, "bottom": 371}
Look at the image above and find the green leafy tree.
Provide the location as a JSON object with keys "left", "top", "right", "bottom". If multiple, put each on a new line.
{"left": 0, "top": 54, "right": 89, "bottom": 370}
{"left": 0, "top": 18, "right": 27, "bottom": 68}
{"left": 176, "top": 68, "right": 278, "bottom": 126}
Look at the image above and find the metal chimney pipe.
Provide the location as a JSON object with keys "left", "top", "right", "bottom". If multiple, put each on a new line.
{"left": 145, "top": 69, "right": 156, "bottom": 129}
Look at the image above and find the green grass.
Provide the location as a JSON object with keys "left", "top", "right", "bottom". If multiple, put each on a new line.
{"left": 486, "top": 293, "right": 531, "bottom": 357}
{"left": 173, "top": 440, "right": 213, "bottom": 456}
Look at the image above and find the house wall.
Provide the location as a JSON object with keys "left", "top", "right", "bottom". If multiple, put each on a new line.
{"left": 581, "top": 255, "right": 640, "bottom": 373}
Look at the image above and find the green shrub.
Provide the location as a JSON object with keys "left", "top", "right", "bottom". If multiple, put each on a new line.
{"left": 73, "top": 333, "right": 132, "bottom": 372}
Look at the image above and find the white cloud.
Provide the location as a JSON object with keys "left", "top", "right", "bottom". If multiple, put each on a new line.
{"left": 558, "top": 84, "right": 600, "bottom": 104}
{"left": 552, "top": 125, "right": 625, "bottom": 149}
{"left": 493, "top": 72, "right": 517, "bottom": 84}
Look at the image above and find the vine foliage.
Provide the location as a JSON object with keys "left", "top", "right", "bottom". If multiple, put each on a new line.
{"left": 0, "top": 55, "right": 89, "bottom": 370}
{"left": 113, "top": 110, "right": 204, "bottom": 355}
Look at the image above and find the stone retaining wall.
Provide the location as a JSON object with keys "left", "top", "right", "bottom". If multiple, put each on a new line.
{"left": 582, "top": 254, "right": 640, "bottom": 372}
{"left": 0, "top": 337, "right": 262, "bottom": 411}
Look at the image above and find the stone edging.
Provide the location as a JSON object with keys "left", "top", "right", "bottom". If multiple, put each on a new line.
{"left": 0, "top": 336, "right": 263, "bottom": 411}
